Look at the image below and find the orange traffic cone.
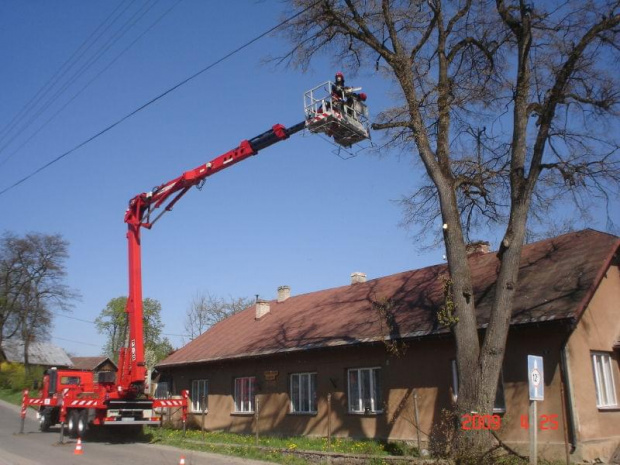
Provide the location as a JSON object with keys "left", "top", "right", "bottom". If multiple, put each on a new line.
{"left": 74, "top": 437, "right": 84, "bottom": 455}
{"left": 178, "top": 456, "right": 186, "bottom": 465}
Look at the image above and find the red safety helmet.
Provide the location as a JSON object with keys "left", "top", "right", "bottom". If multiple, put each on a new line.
{"left": 359, "top": 92, "right": 367, "bottom": 101}
{"left": 335, "top": 71, "right": 344, "bottom": 82}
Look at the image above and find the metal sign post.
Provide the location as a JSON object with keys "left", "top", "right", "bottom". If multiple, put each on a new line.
{"left": 528, "top": 355, "right": 544, "bottom": 465}
{"left": 19, "top": 390, "right": 28, "bottom": 434}
{"left": 529, "top": 399, "right": 537, "bottom": 465}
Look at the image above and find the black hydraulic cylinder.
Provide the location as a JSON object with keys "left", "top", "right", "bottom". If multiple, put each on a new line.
{"left": 284, "top": 121, "right": 306, "bottom": 136}
{"left": 248, "top": 121, "right": 305, "bottom": 152}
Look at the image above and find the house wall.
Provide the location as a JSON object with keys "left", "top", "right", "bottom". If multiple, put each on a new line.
{"left": 96, "top": 361, "right": 117, "bottom": 373}
{"left": 566, "top": 263, "right": 620, "bottom": 462}
{"left": 166, "top": 340, "right": 454, "bottom": 441}
{"left": 162, "top": 326, "right": 577, "bottom": 459}
{"left": 497, "top": 326, "right": 571, "bottom": 459}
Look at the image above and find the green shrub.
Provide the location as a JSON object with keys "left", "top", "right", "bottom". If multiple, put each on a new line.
{"left": 0, "top": 362, "right": 44, "bottom": 391}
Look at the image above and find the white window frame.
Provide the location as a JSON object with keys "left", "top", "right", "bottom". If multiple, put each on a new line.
{"left": 190, "top": 379, "right": 208, "bottom": 413}
{"left": 234, "top": 376, "right": 256, "bottom": 413}
{"left": 290, "top": 372, "right": 317, "bottom": 414}
{"left": 348, "top": 367, "right": 382, "bottom": 414}
{"left": 451, "top": 360, "right": 506, "bottom": 413}
{"left": 592, "top": 352, "right": 618, "bottom": 408}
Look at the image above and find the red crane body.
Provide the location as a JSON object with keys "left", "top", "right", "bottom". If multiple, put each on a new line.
{"left": 22, "top": 121, "right": 305, "bottom": 437}
{"left": 120, "top": 122, "right": 304, "bottom": 393}
{"left": 20, "top": 79, "right": 370, "bottom": 438}
{"left": 20, "top": 78, "right": 372, "bottom": 438}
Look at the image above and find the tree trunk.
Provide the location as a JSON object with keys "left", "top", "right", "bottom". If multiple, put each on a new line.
{"left": 23, "top": 338, "right": 30, "bottom": 377}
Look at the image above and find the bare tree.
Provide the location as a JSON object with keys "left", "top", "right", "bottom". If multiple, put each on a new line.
{"left": 184, "top": 292, "right": 253, "bottom": 341}
{"left": 0, "top": 233, "right": 27, "bottom": 348}
{"left": 276, "top": 0, "right": 619, "bottom": 458}
{"left": 0, "top": 232, "right": 78, "bottom": 372}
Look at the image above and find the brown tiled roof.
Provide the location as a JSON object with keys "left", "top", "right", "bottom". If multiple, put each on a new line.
{"left": 70, "top": 356, "right": 116, "bottom": 371}
{"left": 158, "top": 229, "right": 619, "bottom": 368}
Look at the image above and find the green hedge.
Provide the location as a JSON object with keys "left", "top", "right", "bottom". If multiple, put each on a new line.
{"left": 0, "top": 362, "right": 43, "bottom": 391}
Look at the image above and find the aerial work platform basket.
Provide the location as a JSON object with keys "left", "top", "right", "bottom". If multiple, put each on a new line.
{"left": 304, "top": 81, "right": 370, "bottom": 148}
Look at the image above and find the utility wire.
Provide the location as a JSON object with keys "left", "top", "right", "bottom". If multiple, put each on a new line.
{"left": 0, "top": 0, "right": 138, "bottom": 158}
{"left": 0, "top": 1, "right": 318, "bottom": 198}
{"left": 52, "top": 335, "right": 101, "bottom": 348}
{"left": 0, "top": 0, "right": 168, "bottom": 166}
{"left": 0, "top": 0, "right": 130, "bottom": 145}
{"left": 0, "top": 0, "right": 181, "bottom": 169}
{"left": 0, "top": 0, "right": 159, "bottom": 156}
{"left": 0, "top": 0, "right": 155, "bottom": 157}
{"left": 52, "top": 311, "right": 190, "bottom": 338}
{"left": 53, "top": 312, "right": 96, "bottom": 324}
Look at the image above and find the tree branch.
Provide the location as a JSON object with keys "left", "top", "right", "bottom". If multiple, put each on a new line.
{"left": 446, "top": 0, "right": 472, "bottom": 36}
{"left": 528, "top": 12, "right": 620, "bottom": 188}
{"left": 411, "top": 10, "right": 438, "bottom": 59}
{"left": 372, "top": 121, "right": 411, "bottom": 130}
{"left": 447, "top": 37, "right": 495, "bottom": 67}
{"left": 381, "top": 0, "right": 405, "bottom": 56}
{"left": 496, "top": 0, "right": 521, "bottom": 35}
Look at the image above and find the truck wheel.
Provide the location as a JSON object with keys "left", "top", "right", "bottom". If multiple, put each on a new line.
{"left": 67, "top": 410, "right": 79, "bottom": 439}
{"left": 77, "top": 410, "right": 90, "bottom": 438}
{"left": 38, "top": 409, "right": 52, "bottom": 432}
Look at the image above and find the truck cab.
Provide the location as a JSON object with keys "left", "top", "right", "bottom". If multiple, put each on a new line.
{"left": 37, "top": 368, "right": 95, "bottom": 431}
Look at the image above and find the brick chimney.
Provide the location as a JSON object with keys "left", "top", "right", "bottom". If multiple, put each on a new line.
{"left": 466, "top": 241, "right": 490, "bottom": 255}
{"left": 351, "top": 272, "right": 367, "bottom": 284}
{"left": 255, "top": 299, "right": 270, "bottom": 319}
{"left": 277, "top": 285, "right": 291, "bottom": 303}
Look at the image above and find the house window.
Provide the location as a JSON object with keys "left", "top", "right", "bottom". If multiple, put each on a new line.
{"left": 190, "top": 379, "right": 208, "bottom": 412}
{"left": 234, "top": 376, "right": 255, "bottom": 413}
{"left": 348, "top": 367, "right": 382, "bottom": 413}
{"left": 154, "top": 381, "right": 170, "bottom": 399}
{"left": 451, "top": 360, "right": 506, "bottom": 413}
{"left": 592, "top": 352, "right": 618, "bottom": 408}
{"left": 290, "top": 372, "right": 317, "bottom": 413}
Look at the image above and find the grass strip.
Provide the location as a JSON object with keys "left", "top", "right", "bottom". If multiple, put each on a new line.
{"left": 149, "top": 426, "right": 419, "bottom": 456}
{"left": 147, "top": 428, "right": 437, "bottom": 465}
{"left": 0, "top": 387, "right": 24, "bottom": 406}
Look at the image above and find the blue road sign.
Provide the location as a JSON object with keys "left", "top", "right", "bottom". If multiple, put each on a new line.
{"left": 528, "top": 355, "right": 544, "bottom": 401}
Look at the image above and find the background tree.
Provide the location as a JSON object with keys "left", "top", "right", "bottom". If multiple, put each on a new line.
{"left": 95, "top": 296, "right": 173, "bottom": 366}
{"left": 0, "top": 233, "right": 25, "bottom": 348}
{"left": 184, "top": 291, "right": 253, "bottom": 341}
{"left": 0, "top": 232, "right": 78, "bottom": 372}
{"left": 277, "top": 0, "right": 619, "bottom": 458}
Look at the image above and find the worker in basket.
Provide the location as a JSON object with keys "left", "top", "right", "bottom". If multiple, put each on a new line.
{"left": 331, "top": 72, "right": 367, "bottom": 117}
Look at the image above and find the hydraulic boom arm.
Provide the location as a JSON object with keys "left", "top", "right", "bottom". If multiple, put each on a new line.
{"left": 120, "top": 121, "right": 305, "bottom": 394}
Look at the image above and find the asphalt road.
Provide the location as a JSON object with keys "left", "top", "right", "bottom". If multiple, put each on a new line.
{"left": 0, "top": 400, "right": 271, "bottom": 465}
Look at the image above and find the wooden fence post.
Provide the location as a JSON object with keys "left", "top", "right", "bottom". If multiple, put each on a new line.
{"left": 413, "top": 389, "right": 421, "bottom": 453}
{"left": 255, "top": 397, "right": 260, "bottom": 446}
{"left": 327, "top": 393, "right": 332, "bottom": 447}
{"left": 201, "top": 395, "right": 207, "bottom": 439}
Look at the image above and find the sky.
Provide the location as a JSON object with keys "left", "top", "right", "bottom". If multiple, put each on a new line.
{"left": 1, "top": 1, "right": 617, "bottom": 357}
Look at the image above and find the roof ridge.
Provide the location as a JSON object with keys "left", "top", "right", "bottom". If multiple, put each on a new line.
{"left": 524, "top": 227, "right": 616, "bottom": 246}
{"left": 158, "top": 228, "right": 618, "bottom": 368}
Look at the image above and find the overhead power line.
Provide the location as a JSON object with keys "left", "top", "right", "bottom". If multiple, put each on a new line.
{"left": 52, "top": 335, "right": 101, "bottom": 348}
{"left": 0, "top": 0, "right": 183, "bottom": 170}
{"left": 0, "top": 0, "right": 130, "bottom": 146}
{"left": 53, "top": 312, "right": 97, "bottom": 324}
{"left": 52, "top": 311, "right": 189, "bottom": 338}
{"left": 0, "top": 2, "right": 318, "bottom": 198}
{"left": 0, "top": 0, "right": 141, "bottom": 162}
